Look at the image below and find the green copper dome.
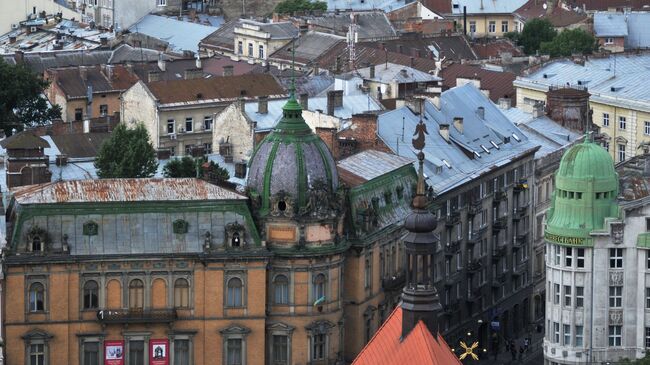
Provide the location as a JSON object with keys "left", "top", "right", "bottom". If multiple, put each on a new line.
{"left": 247, "top": 94, "right": 338, "bottom": 216}
{"left": 545, "top": 138, "right": 620, "bottom": 245}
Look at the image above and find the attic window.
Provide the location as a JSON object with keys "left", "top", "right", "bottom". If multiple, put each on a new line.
{"left": 610, "top": 86, "right": 623, "bottom": 92}
{"left": 490, "top": 141, "right": 500, "bottom": 149}
{"left": 504, "top": 136, "right": 511, "bottom": 143}
{"left": 436, "top": 166, "right": 443, "bottom": 174}
{"left": 453, "top": 3, "right": 459, "bottom": 8}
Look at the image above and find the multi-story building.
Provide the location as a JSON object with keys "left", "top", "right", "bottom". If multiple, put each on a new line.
{"left": 543, "top": 138, "right": 650, "bottom": 364}
{"left": 449, "top": 0, "right": 528, "bottom": 38}
{"left": 2, "top": 89, "right": 415, "bottom": 365}
{"left": 75, "top": 0, "right": 175, "bottom": 30}
{"left": 120, "top": 74, "right": 285, "bottom": 157}
{"left": 514, "top": 53, "right": 650, "bottom": 162}
{"left": 377, "top": 83, "right": 540, "bottom": 348}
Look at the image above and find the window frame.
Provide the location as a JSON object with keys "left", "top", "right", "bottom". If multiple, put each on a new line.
{"left": 184, "top": 117, "right": 193, "bottom": 133}
{"left": 273, "top": 274, "right": 289, "bottom": 305}
{"left": 609, "top": 285, "right": 623, "bottom": 308}
{"left": 128, "top": 279, "right": 144, "bottom": 310}
{"left": 174, "top": 277, "right": 190, "bottom": 309}
{"left": 564, "top": 285, "right": 571, "bottom": 307}
{"left": 28, "top": 281, "right": 46, "bottom": 312}
{"left": 488, "top": 21, "right": 496, "bottom": 33}
{"left": 610, "top": 248, "right": 623, "bottom": 268}
{"left": 575, "top": 286, "right": 584, "bottom": 308}
{"left": 619, "top": 116, "right": 627, "bottom": 129}
{"left": 603, "top": 112, "right": 609, "bottom": 126}
{"left": 226, "top": 277, "right": 244, "bottom": 308}
{"left": 83, "top": 280, "right": 99, "bottom": 310}
{"left": 575, "top": 325, "right": 584, "bottom": 347}
{"left": 501, "top": 20, "right": 508, "bottom": 33}
{"left": 608, "top": 325, "right": 622, "bottom": 346}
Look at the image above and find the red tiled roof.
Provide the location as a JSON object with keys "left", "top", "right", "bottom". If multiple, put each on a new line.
{"left": 352, "top": 306, "right": 462, "bottom": 365}
{"left": 421, "top": 0, "right": 452, "bottom": 14}
{"left": 472, "top": 39, "right": 523, "bottom": 59}
{"left": 564, "top": 0, "right": 650, "bottom": 11}
{"left": 515, "top": 0, "right": 588, "bottom": 27}
{"left": 440, "top": 63, "right": 517, "bottom": 104}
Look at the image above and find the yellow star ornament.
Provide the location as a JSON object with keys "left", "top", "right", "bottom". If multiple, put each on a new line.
{"left": 458, "top": 341, "right": 480, "bottom": 361}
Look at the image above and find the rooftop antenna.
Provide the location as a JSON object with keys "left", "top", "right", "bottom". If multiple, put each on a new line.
{"left": 347, "top": 12, "right": 358, "bottom": 71}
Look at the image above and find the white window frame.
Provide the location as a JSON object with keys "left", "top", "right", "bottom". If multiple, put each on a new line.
{"left": 575, "top": 326, "right": 583, "bottom": 347}
{"left": 609, "top": 286, "right": 622, "bottom": 308}
{"left": 608, "top": 325, "right": 622, "bottom": 346}
{"left": 564, "top": 285, "right": 571, "bottom": 307}
{"left": 501, "top": 21, "right": 508, "bottom": 33}
{"left": 157, "top": 0, "right": 166, "bottom": 6}
{"left": 610, "top": 248, "right": 623, "bottom": 268}
{"left": 619, "top": 116, "right": 627, "bottom": 129}
{"left": 645, "top": 121, "right": 650, "bottom": 135}
{"left": 603, "top": 112, "right": 609, "bottom": 126}
{"left": 185, "top": 117, "right": 193, "bottom": 133}
{"left": 563, "top": 324, "right": 571, "bottom": 345}
{"left": 576, "top": 248, "right": 585, "bottom": 268}
{"left": 488, "top": 21, "right": 496, "bottom": 33}
{"left": 575, "top": 286, "right": 584, "bottom": 308}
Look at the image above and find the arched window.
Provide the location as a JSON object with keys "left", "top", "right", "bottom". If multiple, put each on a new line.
{"left": 29, "top": 282, "right": 45, "bottom": 312}
{"left": 83, "top": 280, "right": 99, "bottom": 309}
{"left": 129, "top": 279, "right": 144, "bottom": 309}
{"left": 273, "top": 275, "right": 289, "bottom": 305}
{"left": 32, "top": 237, "right": 42, "bottom": 252}
{"left": 227, "top": 278, "right": 243, "bottom": 307}
{"left": 313, "top": 274, "right": 326, "bottom": 301}
{"left": 231, "top": 232, "right": 241, "bottom": 247}
{"left": 174, "top": 278, "right": 190, "bottom": 308}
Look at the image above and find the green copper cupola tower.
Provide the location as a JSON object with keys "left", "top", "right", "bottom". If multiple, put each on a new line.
{"left": 545, "top": 138, "right": 620, "bottom": 246}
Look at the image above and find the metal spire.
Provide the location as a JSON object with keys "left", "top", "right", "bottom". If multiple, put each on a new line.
{"left": 411, "top": 103, "right": 429, "bottom": 209}
{"left": 290, "top": 38, "right": 296, "bottom": 99}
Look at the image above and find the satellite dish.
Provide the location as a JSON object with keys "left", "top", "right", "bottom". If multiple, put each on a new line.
{"left": 542, "top": 3, "right": 547, "bottom": 9}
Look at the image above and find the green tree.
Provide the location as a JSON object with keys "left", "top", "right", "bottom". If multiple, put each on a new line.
{"left": 163, "top": 156, "right": 199, "bottom": 178}
{"left": 540, "top": 28, "right": 597, "bottom": 57}
{"left": 94, "top": 123, "right": 158, "bottom": 178}
{"left": 517, "top": 18, "right": 557, "bottom": 55}
{"left": 0, "top": 59, "right": 61, "bottom": 134}
{"left": 202, "top": 160, "right": 230, "bottom": 183}
{"left": 619, "top": 355, "right": 650, "bottom": 364}
{"left": 275, "top": 0, "right": 327, "bottom": 14}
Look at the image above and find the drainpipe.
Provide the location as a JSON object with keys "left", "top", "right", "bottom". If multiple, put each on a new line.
{"left": 588, "top": 246, "right": 594, "bottom": 363}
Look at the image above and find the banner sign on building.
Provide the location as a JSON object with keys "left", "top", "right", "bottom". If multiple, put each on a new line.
{"left": 149, "top": 339, "right": 169, "bottom": 365}
{"left": 104, "top": 340, "right": 124, "bottom": 365}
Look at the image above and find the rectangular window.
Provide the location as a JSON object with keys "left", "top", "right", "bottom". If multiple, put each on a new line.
{"left": 554, "top": 245, "right": 560, "bottom": 265}
{"left": 609, "top": 286, "right": 622, "bottom": 308}
{"left": 157, "top": 0, "right": 166, "bottom": 5}
{"left": 610, "top": 248, "right": 623, "bottom": 268}
{"left": 312, "top": 334, "right": 325, "bottom": 360}
{"left": 604, "top": 141, "right": 610, "bottom": 152}
{"left": 226, "top": 338, "right": 243, "bottom": 365}
{"left": 82, "top": 342, "right": 101, "bottom": 365}
{"left": 185, "top": 118, "right": 193, "bottom": 132}
{"left": 167, "top": 119, "right": 175, "bottom": 134}
{"left": 30, "top": 343, "right": 45, "bottom": 365}
{"left": 609, "top": 325, "right": 622, "bottom": 346}
{"left": 129, "top": 340, "right": 144, "bottom": 365}
{"left": 456, "top": 251, "right": 462, "bottom": 270}
{"left": 565, "top": 247, "right": 572, "bottom": 267}
{"left": 99, "top": 104, "right": 108, "bottom": 116}
{"left": 75, "top": 108, "right": 83, "bottom": 121}
{"left": 646, "top": 327, "right": 650, "bottom": 348}
{"left": 619, "top": 116, "right": 627, "bottom": 129}
{"left": 553, "top": 322, "right": 560, "bottom": 343}
{"left": 204, "top": 142, "right": 212, "bottom": 154}
{"left": 577, "top": 248, "right": 585, "bottom": 268}
{"left": 237, "top": 41, "right": 243, "bottom": 55}
{"left": 646, "top": 288, "right": 650, "bottom": 308}
{"left": 564, "top": 285, "right": 571, "bottom": 307}
{"left": 203, "top": 116, "right": 213, "bottom": 131}
{"left": 605, "top": 37, "right": 614, "bottom": 44}
{"left": 501, "top": 21, "right": 508, "bottom": 33}
{"left": 646, "top": 121, "right": 650, "bottom": 135}
{"left": 273, "top": 335, "right": 288, "bottom": 365}
{"left": 488, "top": 21, "right": 496, "bottom": 33}
{"left": 618, "top": 144, "right": 626, "bottom": 162}
{"left": 563, "top": 324, "right": 570, "bottom": 345}
{"left": 469, "top": 21, "right": 476, "bottom": 33}
{"left": 364, "top": 257, "right": 371, "bottom": 289}
{"left": 248, "top": 43, "right": 253, "bottom": 57}
{"left": 603, "top": 112, "right": 610, "bottom": 126}
{"left": 575, "top": 286, "right": 584, "bottom": 307}
{"left": 575, "top": 325, "right": 584, "bottom": 347}
{"left": 554, "top": 283, "right": 560, "bottom": 304}
{"left": 174, "top": 339, "right": 190, "bottom": 365}
{"left": 258, "top": 45, "right": 264, "bottom": 59}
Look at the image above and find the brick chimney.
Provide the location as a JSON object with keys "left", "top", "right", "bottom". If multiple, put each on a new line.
{"left": 327, "top": 90, "right": 343, "bottom": 116}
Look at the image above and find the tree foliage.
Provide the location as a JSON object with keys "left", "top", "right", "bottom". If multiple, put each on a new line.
{"left": 202, "top": 160, "right": 230, "bottom": 183}
{"left": 540, "top": 28, "right": 597, "bottom": 57}
{"left": 163, "top": 156, "right": 199, "bottom": 178}
{"left": 619, "top": 356, "right": 650, "bottom": 364}
{"left": 94, "top": 123, "right": 158, "bottom": 178}
{"left": 275, "top": 0, "right": 327, "bottom": 14}
{"left": 0, "top": 59, "right": 61, "bottom": 134}
{"left": 517, "top": 18, "right": 557, "bottom": 55}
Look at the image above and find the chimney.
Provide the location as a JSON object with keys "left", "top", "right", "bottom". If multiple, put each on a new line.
{"left": 9, "top": 35, "right": 16, "bottom": 44}
{"left": 299, "top": 93, "right": 309, "bottom": 110}
{"left": 369, "top": 64, "right": 375, "bottom": 79}
{"left": 257, "top": 96, "right": 268, "bottom": 114}
{"left": 327, "top": 90, "right": 340, "bottom": 116}
{"left": 410, "top": 57, "right": 415, "bottom": 68}
{"left": 196, "top": 56, "right": 202, "bottom": 69}
{"left": 431, "top": 96, "right": 441, "bottom": 110}
{"left": 498, "top": 97, "right": 511, "bottom": 110}
{"left": 532, "top": 102, "right": 545, "bottom": 118}
{"left": 125, "top": 62, "right": 134, "bottom": 73}
{"left": 238, "top": 97, "right": 246, "bottom": 111}
{"left": 157, "top": 54, "right": 166, "bottom": 72}
{"left": 79, "top": 66, "right": 88, "bottom": 82}
{"left": 453, "top": 117, "right": 463, "bottom": 134}
{"left": 397, "top": 44, "right": 403, "bottom": 54}
{"left": 335, "top": 56, "right": 341, "bottom": 73}
{"left": 379, "top": 42, "right": 385, "bottom": 50}
{"left": 411, "top": 48, "right": 420, "bottom": 58}
{"left": 148, "top": 71, "right": 161, "bottom": 82}
{"left": 477, "top": 106, "right": 485, "bottom": 119}
{"left": 103, "top": 64, "right": 114, "bottom": 81}
{"left": 100, "top": 36, "right": 108, "bottom": 46}
{"left": 14, "top": 50, "right": 24, "bottom": 64}
{"left": 222, "top": 65, "right": 234, "bottom": 76}
{"left": 439, "top": 123, "right": 450, "bottom": 142}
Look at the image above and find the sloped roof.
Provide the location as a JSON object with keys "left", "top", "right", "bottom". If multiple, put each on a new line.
{"left": 0, "top": 132, "right": 49, "bottom": 149}
{"left": 471, "top": 39, "right": 523, "bottom": 59}
{"left": 269, "top": 31, "right": 345, "bottom": 64}
{"left": 564, "top": 0, "right": 650, "bottom": 11}
{"left": 354, "top": 62, "right": 441, "bottom": 83}
{"left": 440, "top": 63, "right": 517, "bottom": 103}
{"left": 10, "top": 178, "right": 245, "bottom": 204}
{"left": 451, "top": 0, "right": 528, "bottom": 14}
{"left": 359, "top": 34, "right": 477, "bottom": 62}
{"left": 308, "top": 11, "right": 397, "bottom": 39}
{"left": 594, "top": 12, "right": 629, "bottom": 37}
{"left": 316, "top": 42, "right": 439, "bottom": 73}
{"left": 129, "top": 15, "right": 220, "bottom": 53}
{"left": 338, "top": 150, "right": 413, "bottom": 186}
{"left": 239, "top": 19, "right": 298, "bottom": 39}
{"left": 625, "top": 12, "right": 650, "bottom": 48}
{"left": 200, "top": 19, "right": 238, "bottom": 51}
{"left": 51, "top": 65, "right": 139, "bottom": 98}
{"left": 49, "top": 133, "right": 110, "bottom": 158}
{"left": 145, "top": 74, "right": 285, "bottom": 104}
{"left": 352, "top": 306, "right": 461, "bottom": 365}
{"left": 515, "top": 0, "right": 588, "bottom": 27}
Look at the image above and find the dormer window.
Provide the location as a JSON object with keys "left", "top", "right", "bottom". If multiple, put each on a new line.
{"left": 27, "top": 226, "right": 47, "bottom": 253}
{"left": 232, "top": 232, "right": 241, "bottom": 247}
{"left": 226, "top": 222, "right": 245, "bottom": 248}
{"left": 32, "top": 237, "right": 42, "bottom": 252}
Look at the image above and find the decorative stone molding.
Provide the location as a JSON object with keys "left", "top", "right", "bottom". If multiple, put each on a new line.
{"left": 612, "top": 222, "right": 624, "bottom": 245}
{"left": 83, "top": 221, "right": 99, "bottom": 236}
{"left": 270, "top": 190, "right": 295, "bottom": 218}
{"left": 609, "top": 271, "right": 624, "bottom": 286}
{"left": 609, "top": 309, "right": 623, "bottom": 325}
{"left": 225, "top": 222, "right": 246, "bottom": 248}
{"left": 173, "top": 219, "right": 189, "bottom": 234}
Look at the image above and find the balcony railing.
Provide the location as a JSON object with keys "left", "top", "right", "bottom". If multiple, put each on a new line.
{"left": 493, "top": 190, "right": 507, "bottom": 203}
{"left": 467, "top": 232, "right": 480, "bottom": 245}
{"left": 467, "top": 260, "right": 482, "bottom": 273}
{"left": 97, "top": 308, "right": 177, "bottom": 324}
{"left": 445, "top": 210, "right": 461, "bottom": 226}
{"left": 492, "top": 245, "right": 507, "bottom": 257}
{"left": 493, "top": 216, "right": 508, "bottom": 230}
{"left": 491, "top": 273, "right": 506, "bottom": 287}
{"left": 512, "top": 207, "right": 527, "bottom": 221}
{"left": 444, "top": 241, "right": 460, "bottom": 257}
{"left": 468, "top": 201, "right": 482, "bottom": 216}
{"left": 381, "top": 272, "right": 406, "bottom": 291}
{"left": 515, "top": 232, "right": 529, "bottom": 246}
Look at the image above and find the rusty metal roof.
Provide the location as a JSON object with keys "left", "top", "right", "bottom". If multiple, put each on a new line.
{"left": 10, "top": 178, "right": 245, "bottom": 204}
{"left": 0, "top": 132, "right": 50, "bottom": 149}
{"left": 337, "top": 150, "right": 413, "bottom": 186}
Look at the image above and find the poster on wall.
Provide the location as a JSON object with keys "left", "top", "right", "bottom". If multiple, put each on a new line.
{"left": 104, "top": 340, "right": 124, "bottom": 365}
{"left": 149, "top": 339, "right": 169, "bottom": 365}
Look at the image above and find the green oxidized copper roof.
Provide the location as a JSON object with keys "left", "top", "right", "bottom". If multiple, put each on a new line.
{"left": 545, "top": 138, "right": 620, "bottom": 245}
{"left": 247, "top": 91, "right": 338, "bottom": 216}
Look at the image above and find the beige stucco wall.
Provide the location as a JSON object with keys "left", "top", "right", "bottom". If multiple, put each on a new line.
{"left": 232, "top": 26, "right": 291, "bottom": 64}
{"left": 212, "top": 102, "right": 255, "bottom": 163}
{"left": 158, "top": 107, "right": 219, "bottom": 156}
{"left": 0, "top": 0, "right": 80, "bottom": 34}
{"left": 121, "top": 81, "right": 160, "bottom": 149}
{"left": 462, "top": 14, "right": 517, "bottom": 38}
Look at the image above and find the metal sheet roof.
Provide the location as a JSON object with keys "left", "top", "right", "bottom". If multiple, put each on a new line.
{"left": 325, "top": 0, "right": 408, "bottom": 12}
{"left": 594, "top": 12, "right": 628, "bottom": 37}
{"left": 451, "top": 0, "right": 528, "bottom": 14}
{"left": 10, "top": 178, "right": 245, "bottom": 204}
{"left": 625, "top": 12, "right": 650, "bottom": 49}
{"left": 354, "top": 62, "right": 442, "bottom": 83}
{"left": 129, "top": 15, "right": 220, "bottom": 53}
{"left": 377, "top": 83, "right": 538, "bottom": 195}
{"left": 337, "top": 149, "right": 413, "bottom": 182}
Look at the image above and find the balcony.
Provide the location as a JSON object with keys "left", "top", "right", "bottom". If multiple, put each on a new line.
{"left": 381, "top": 272, "right": 406, "bottom": 291}
{"left": 515, "top": 232, "right": 529, "bottom": 246}
{"left": 96, "top": 308, "right": 177, "bottom": 324}
{"left": 444, "top": 241, "right": 460, "bottom": 257}
{"left": 514, "top": 180, "right": 529, "bottom": 193}
{"left": 467, "top": 232, "right": 480, "bottom": 246}
{"left": 467, "top": 260, "right": 482, "bottom": 273}
{"left": 492, "top": 245, "right": 507, "bottom": 257}
{"left": 493, "top": 216, "right": 508, "bottom": 231}
{"left": 466, "top": 289, "right": 483, "bottom": 303}
{"left": 444, "top": 210, "right": 461, "bottom": 226}
{"left": 468, "top": 201, "right": 482, "bottom": 216}
{"left": 493, "top": 190, "right": 507, "bottom": 204}
{"left": 491, "top": 273, "right": 506, "bottom": 287}
{"left": 512, "top": 207, "right": 527, "bottom": 221}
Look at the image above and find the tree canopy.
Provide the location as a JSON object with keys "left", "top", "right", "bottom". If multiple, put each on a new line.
{"left": 0, "top": 59, "right": 61, "bottom": 134}
{"left": 202, "top": 160, "right": 230, "bottom": 184}
{"left": 94, "top": 123, "right": 158, "bottom": 178}
{"left": 511, "top": 18, "right": 557, "bottom": 55}
{"left": 540, "top": 28, "right": 597, "bottom": 57}
{"left": 275, "top": 0, "right": 327, "bottom": 14}
{"left": 163, "top": 156, "right": 199, "bottom": 178}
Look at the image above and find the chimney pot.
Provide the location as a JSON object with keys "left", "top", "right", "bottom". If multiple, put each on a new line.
{"left": 299, "top": 93, "right": 309, "bottom": 110}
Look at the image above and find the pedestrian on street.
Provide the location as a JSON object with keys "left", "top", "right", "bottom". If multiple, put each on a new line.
{"left": 524, "top": 337, "right": 530, "bottom": 353}
{"left": 505, "top": 337, "right": 510, "bottom": 352}
{"left": 510, "top": 343, "right": 517, "bottom": 361}
{"left": 519, "top": 344, "right": 524, "bottom": 360}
